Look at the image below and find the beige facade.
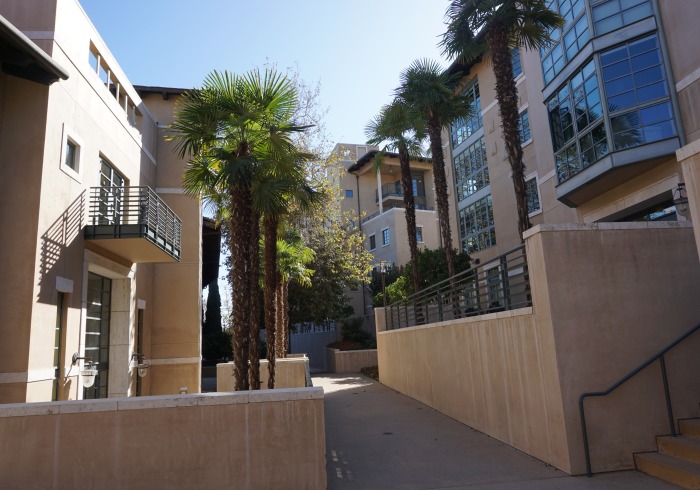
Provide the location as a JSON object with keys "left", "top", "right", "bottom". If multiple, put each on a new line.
{"left": 0, "top": 0, "right": 201, "bottom": 403}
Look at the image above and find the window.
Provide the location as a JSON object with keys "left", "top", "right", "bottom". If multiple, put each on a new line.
{"left": 592, "top": 0, "right": 652, "bottom": 36}
{"left": 519, "top": 110, "right": 531, "bottom": 143}
{"left": 526, "top": 177, "right": 541, "bottom": 215}
{"left": 601, "top": 35, "right": 676, "bottom": 150}
{"left": 53, "top": 292, "right": 65, "bottom": 401}
{"left": 98, "top": 158, "right": 126, "bottom": 225}
{"left": 548, "top": 60, "right": 609, "bottom": 183}
{"left": 60, "top": 129, "right": 82, "bottom": 180}
{"left": 382, "top": 228, "right": 390, "bottom": 246}
{"left": 451, "top": 79, "right": 482, "bottom": 148}
{"left": 454, "top": 137, "right": 489, "bottom": 202}
{"left": 416, "top": 226, "right": 423, "bottom": 243}
{"left": 136, "top": 308, "right": 144, "bottom": 397}
{"left": 356, "top": 146, "right": 367, "bottom": 159}
{"left": 85, "top": 273, "right": 111, "bottom": 399}
{"left": 345, "top": 189, "right": 353, "bottom": 198}
{"left": 540, "top": 0, "right": 590, "bottom": 85}
{"left": 369, "top": 234, "right": 376, "bottom": 250}
{"left": 459, "top": 195, "right": 496, "bottom": 253}
{"left": 65, "top": 140, "right": 77, "bottom": 170}
{"left": 512, "top": 47, "right": 522, "bottom": 78}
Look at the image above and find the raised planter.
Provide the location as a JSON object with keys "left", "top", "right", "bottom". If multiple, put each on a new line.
{"left": 217, "top": 356, "right": 310, "bottom": 391}
{"left": 325, "top": 348, "right": 377, "bottom": 374}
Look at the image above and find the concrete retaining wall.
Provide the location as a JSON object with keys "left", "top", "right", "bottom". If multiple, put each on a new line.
{"left": 0, "top": 389, "right": 326, "bottom": 489}
{"left": 326, "top": 348, "right": 377, "bottom": 373}
{"left": 377, "top": 222, "right": 700, "bottom": 475}
{"left": 217, "top": 357, "right": 310, "bottom": 391}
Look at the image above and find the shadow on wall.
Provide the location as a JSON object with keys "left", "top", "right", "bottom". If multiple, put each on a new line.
{"left": 37, "top": 192, "right": 85, "bottom": 304}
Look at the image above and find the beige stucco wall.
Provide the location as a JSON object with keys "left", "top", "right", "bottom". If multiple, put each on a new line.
{"left": 378, "top": 222, "right": 700, "bottom": 475}
{"left": 217, "top": 358, "right": 309, "bottom": 391}
{"left": 678, "top": 139, "right": 700, "bottom": 259}
{"left": 0, "top": 389, "right": 327, "bottom": 489}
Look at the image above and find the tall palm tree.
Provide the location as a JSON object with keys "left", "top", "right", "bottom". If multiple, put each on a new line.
{"left": 365, "top": 100, "right": 426, "bottom": 294}
{"left": 171, "top": 69, "right": 307, "bottom": 391}
{"left": 441, "top": 0, "right": 563, "bottom": 240}
{"left": 396, "top": 59, "right": 472, "bottom": 280}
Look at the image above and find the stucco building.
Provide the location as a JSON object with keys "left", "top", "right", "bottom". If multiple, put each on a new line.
{"left": 0, "top": 0, "right": 202, "bottom": 403}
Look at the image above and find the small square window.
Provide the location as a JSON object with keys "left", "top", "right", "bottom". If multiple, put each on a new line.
{"left": 65, "top": 140, "right": 77, "bottom": 171}
{"left": 382, "top": 228, "right": 390, "bottom": 246}
{"left": 369, "top": 234, "right": 376, "bottom": 250}
{"left": 345, "top": 189, "right": 353, "bottom": 198}
{"left": 416, "top": 226, "right": 423, "bottom": 243}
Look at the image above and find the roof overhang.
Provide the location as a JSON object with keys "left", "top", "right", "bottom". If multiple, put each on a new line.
{"left": 347, "top": 150, "right": 432, "bottom": 174}
{"left": 134, "top": 85, "right": 190, "bottom": 100}
{"left": 0, "top": 15, "right": 68, "bottom": 85}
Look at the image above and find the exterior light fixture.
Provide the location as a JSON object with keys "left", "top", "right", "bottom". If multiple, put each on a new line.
{"left": 673, "top": 183, "right": 689, "bottom": 218}
{"left": 71, "top": 353, "right": 98, "bottom": 388}
{"left": 130, "top": 353, "right": 150, "bottom": 378}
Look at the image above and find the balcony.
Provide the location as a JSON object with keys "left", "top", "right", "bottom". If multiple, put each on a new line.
{"left": 375, "top": 182, "right": 427, "bottom": 208}
{"left": 361, "top": 203, "right": 435, "bottom": 225}
{"left": 84, "top": 186, "right": 182, "bottom": 263}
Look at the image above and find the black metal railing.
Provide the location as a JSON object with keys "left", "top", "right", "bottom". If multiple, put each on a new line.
{"left": 578, "top": 322, "right": 700, "bottom": 477}
{"left": 385, "top": 244, "right": 531, "bottom": 330}
{"left": 293, "top": 320, "right": 336, "bottom": 334}
{"left": 375, "top": 182, "right": 426, "bottom": 203}
{"left": 85, "top": 186, "right": 182, "bottom": 260}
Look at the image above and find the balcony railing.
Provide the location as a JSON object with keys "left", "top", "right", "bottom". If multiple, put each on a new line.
{"left": 385, "top": 244, "right": 531, "bottom": 330}
{"left": 375, "top": 182, "right": 426, "bottom": 204}
{"left": 84, "top": 186, "right": 182, "bottom": 262}
{"left": 361, "top": 204, "right": 435, "bottom": 224}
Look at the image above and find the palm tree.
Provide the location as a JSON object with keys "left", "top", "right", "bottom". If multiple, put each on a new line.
{"left": 171, "top": 69, "right": 307, "bottom": 391}
{"left": 396, "top": 59, "right": 472, "bottom": 280}
{"left": 365, "top": 100, "right": 426, "bottom": 294}
{"left": 441, "top": 0, "right": 564, "bottom": 241}
{"left": 275, "top": 232, "right": 314, "bottom": 358}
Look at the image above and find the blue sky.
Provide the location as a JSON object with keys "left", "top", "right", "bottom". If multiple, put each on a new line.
{"left": 79, "top": 0, "right": 451, "bottom": 147}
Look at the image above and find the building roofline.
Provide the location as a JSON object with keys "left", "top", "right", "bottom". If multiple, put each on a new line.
{"left": 0, "top": 14, "right": 69, "bottom": 85}
{"left": 134, "top": 85, "right": 191, "bottom": 99}
{"left": 347, "top": 150, "right": 432, "bottom": 173}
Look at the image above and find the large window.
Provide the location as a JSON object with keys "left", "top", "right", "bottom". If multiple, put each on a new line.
{"left": 454, "top": 137, "right": 489, "bottom": 202}
{"left": 459, "top": 195, "right": 496, "bottom": 253}
{"left": 541, "top": 0, "right": 590, "bottom": 85}
{"left": 512, "top": 47, "right": 522, "bottom": 78}
{"left": 548, "top": 60, "right": 609, "bottom": 182}
{"left": 602, "top": 34, "right": 676, "bottom": 150}
{"left": 592, "top": 0, "right": 653, "bottom": 36}
{"left": 85, "top": 273, "right": 111, "bottom": 399}
{"left": 451, "top": 79, "right": 482, "bottom": 148}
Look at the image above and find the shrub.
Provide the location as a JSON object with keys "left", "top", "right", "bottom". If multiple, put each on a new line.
{"left": 360, "top": 365, "right": 379, "bottom": 380}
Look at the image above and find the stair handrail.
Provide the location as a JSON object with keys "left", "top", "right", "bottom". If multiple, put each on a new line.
{"left": 579, "top": 321, "right": 700, "bottom": 477}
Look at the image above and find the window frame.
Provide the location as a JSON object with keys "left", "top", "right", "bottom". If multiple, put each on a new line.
{"left": 368, "top": 234, "right": 376, "bottom": 251}
{"left": 416, "top": 226, "right": 424, "bottom": 243}
{"left": 381, "top": 228, "right": 390, "bottom": 247}
{"left": 345, "top": 189, "right": 353, "bottom": 198}
{"left": 59, "top": 125, "right": 83, "bottom": 182}
{"left": 525, "top": 173, "right": 542, "bottom": 217}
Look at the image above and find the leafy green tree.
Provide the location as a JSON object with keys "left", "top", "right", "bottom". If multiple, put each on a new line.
{"left": 396, "top": 59, "right": 472, "bottom": 280}
{"left": 171, "top": 69, "right": 309, "bottom": 391}
{"left": 365, "top": 100, "right": 426, "bottom": 294}
{"left": 441, "top": 0, "right": 563, "bottom": 240}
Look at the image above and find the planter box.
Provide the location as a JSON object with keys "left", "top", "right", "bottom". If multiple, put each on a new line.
{"left": 217, "top": 356, "right": 310, "bottom": 391}
{"left": 325, "top": 348, "right": 377, "bottom": 373}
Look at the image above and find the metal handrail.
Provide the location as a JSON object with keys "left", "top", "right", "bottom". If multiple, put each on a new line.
{"left": 385, "top": 244, "right": 530, "bottom": 330}
{"left": 579, "top": 322, "right": 700, "bottom": 477}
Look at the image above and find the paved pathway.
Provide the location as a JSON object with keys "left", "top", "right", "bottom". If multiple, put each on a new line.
{"left": 314, "top": 374, "right": 678, "bottom": 490}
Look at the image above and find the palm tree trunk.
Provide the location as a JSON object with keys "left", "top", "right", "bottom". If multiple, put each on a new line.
{"left": 230, "top": 182, "right": 253, "bottom": 391}
{"left": 398, "top": 145, "right": 421, "bottom": 295}
{"left": 263, "top": 215, "right": 278, "bottom": 389}
{"left": 248, "top": 213, "right": 261, "bottom": 390}
{"left": 488, "top": 22, "right": 531, "bottom": 242}
{"left": 275, "top": 278, "right": 285, "bottom": 358}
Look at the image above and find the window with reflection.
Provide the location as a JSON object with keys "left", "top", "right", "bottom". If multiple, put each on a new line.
{"left": 592, "top": 0, "right": 653, "bottom": 36}
{"left": 454, "top": 137, "right": 489, "bottom": 202}
{"left": 459, "top": 195, "right": 496, "bottom": 253}
{"left": 451, "top": 79, "right": 482, "bottom": 148}
{"left": 540, "top": 0, "right": 590, "bottom": 85}
{"left": 512, "top": 47, "right": 522, "bottom": 78}
{"left": 602, "top": 34, "right": 675, "bottom": 150}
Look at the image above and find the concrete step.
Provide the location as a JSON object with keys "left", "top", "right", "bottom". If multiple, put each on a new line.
{"left": 658, "top": 436, "right": 700, "bottom": 465}
{"left": 635, "top": 452, "right": 700, "bottom": 489}
{"left": 681, "top": 419, "right": 700, "bottom": 440}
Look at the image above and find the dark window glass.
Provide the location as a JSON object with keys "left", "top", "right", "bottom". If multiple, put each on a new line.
{"left": 453, "top": 137, "right": 488, "bottom": 202}
{"left": 451, "top": 79, "right": 482, "bottom": 148}
{"left": 592, "top": 0, "right": 652, "bottom": 36}
{"left": 459, "top": 195, "right": 496, "bottom": 253}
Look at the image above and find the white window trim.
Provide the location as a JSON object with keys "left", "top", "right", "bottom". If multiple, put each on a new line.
{"left": 381, "top": 227, "right": 390, "bottom": 247}
{"left": 525, "top": 171, "right": 542, "bottom": 218}
{"left": 59, "top": 124, "right": 83, "bottom": 183}
{"left": 368, "top": 234, "right": 376, "bottom": 251}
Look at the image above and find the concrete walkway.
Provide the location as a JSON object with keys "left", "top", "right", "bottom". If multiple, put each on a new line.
{"left": 314, "top": 374, "right": 678, "bottom": 490}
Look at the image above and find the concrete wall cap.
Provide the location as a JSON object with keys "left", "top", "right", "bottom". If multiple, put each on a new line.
{"left": 524, "top": 222, "right": 691, "bottom": 239}
{"left": 0, "top": 402, "right": 60, "bottom": 418}
{"left": 377, "top": 307, "right": 533, "bottom": 335}
{"left": 248, "top": 387, "right": 324, "bottom": 403}
{"left": 59, "top": 399, "right": 118, "bottom": 414}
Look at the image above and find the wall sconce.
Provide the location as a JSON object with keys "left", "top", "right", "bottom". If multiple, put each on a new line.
{"left": 673, "top": 183, "right": 689, "bottom": 218}
{"left": 130, "top": 353, "right": 150, "bottom": 378}
{"left": 71, "top": 353, "right": 98, "bottom": 388}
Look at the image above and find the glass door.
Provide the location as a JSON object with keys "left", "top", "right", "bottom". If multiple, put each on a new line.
{"left": 85, "top": 272, "right": 111, "bottom": 399}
